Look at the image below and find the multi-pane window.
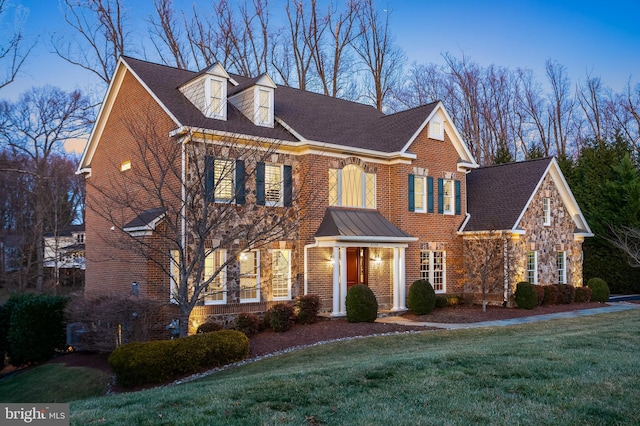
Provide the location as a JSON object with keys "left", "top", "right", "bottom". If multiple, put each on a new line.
{"left": 265, "top": 164, "right": 282, "bottom": 206}
{"left": 420, "top": 250, "right": 445, "bottom": 292}
{"left": 557, "top": 251, "right": 566, "bottom": 284}
{"left": 526, "top": 251, "right": 538, "bottom": 284}
{"left": 170, "top": 250, "right": 179, "bottom": 304}
{"left": 414, "top": 176, "right": 426, "bottom": 213}
{"left": 240, "top": 251, "right": 260, "bottom": 302}
{"left": 442, "top": 180, "right": 454, "bottom": 215}
{"left": 204, "top": 250, "right": 226, "bottom": 304}
{"left": 543, "top": 198, "right": 551, "bottom": 226}
{"left": 207, "top": 78, "right": 225, "bottom": 118}
{"left": 272, "top": 249, "right": 291, "bottom": 300}
{"left": 257, "top": 89, "right": 270, "bottom": 125}
{"left": 328, "top": 164, "right": 376, "bottom": 209}
{"left": 213, "top": 159, "right": 234, "bottom": 202}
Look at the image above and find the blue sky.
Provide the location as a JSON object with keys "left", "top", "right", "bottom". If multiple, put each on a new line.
{"left": 2, "top": 0, "right": 639, "bottom": 101}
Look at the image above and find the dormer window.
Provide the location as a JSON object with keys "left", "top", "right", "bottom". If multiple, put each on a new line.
{"left": 205, "top": 77, "right": 227, "bottom": 120}
{"left": 255, "top": 87, "right": 273, "bottom": 127}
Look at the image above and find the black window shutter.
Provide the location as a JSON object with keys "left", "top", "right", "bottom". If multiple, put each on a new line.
{"left": 235, "top": 160, "right": 245, "bottom": 204}
{"left": 437, "top": 178, "right": 444, "bottom": 214}
{"left": 205, "top": 155, "right": 214, "bottom": 202}
{"left": 283, "top": 165, "right": 293, "bottom": 206}
{"left": 408, "top": 174, "right": 415, "bottom": 212}
{"left": 256, "top": 162, "right": 265, "bottom": 206}
{"left": 427, "top": 176, "right": 434, "bottom": 213}
{"left": 455, "top": 180, "right": 461, "bottom": 215}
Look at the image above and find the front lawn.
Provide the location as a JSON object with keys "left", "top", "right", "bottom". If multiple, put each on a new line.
{"left": 71, "top": 310, "right": 640, "bottom": 425}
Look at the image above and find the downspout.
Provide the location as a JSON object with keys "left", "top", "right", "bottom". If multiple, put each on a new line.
{"left": 303, "top": 241, "right": 319, "bottom": 295}
{"left": 503, "top": 237, "right": 509, "bottom": 306}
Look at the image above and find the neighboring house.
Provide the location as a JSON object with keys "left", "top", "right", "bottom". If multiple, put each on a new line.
{"left": 43, "top": 224, "right": 86, "bottom": 271}
{"left": 77, "top": 56, "right": 592, "bottom": 328}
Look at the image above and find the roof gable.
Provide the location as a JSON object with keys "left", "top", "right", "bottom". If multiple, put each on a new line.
{"left": 463, "top": 157, "right": 592, "bottom": 236}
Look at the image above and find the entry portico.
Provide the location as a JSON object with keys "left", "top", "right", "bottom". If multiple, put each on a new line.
{"left": 312, "top": 208, "right": 417, "bottom": 316}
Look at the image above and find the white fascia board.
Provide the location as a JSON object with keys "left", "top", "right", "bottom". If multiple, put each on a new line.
{"left": 315, "top": 236, "right": 418, "bottom": 246}
{"left": 458, "top": 229, "right": 526, "bottom": 237}
{"left": 78, "top": 57, "right": 183, "bottom": 173}
{"left": 399, "top": 102, "right": 479, "bottom": 168}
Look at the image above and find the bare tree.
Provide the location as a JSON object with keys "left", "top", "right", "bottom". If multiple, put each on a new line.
{"left": 148, "top": 0, "right": 189, "bottom": 69}
{"left": 54, "top": 0, "right": 128, "bottom": 85}
{"left": 464, "top": 231, "right": 505, "bottom": 312}
{"left": 351, "top": 0, "right": 405, "bottom": 111}
{"left": 0, "top": 0, "right": 34, "bottom": 90}
{"left": 546, "top": 60, "right": 575, "bottom": 157}
{"left": 88, "top": 104, "right": 316, "bottom": 337}
{"left": 610, "top": 226, "right": 640, "bottom": 268}
{"left": 0, "top": 87, "right": 92, "bottom": 292}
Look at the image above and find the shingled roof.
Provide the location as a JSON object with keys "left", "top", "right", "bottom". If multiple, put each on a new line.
{"left": 464, "top": 157, "right": 554, "bottom": 232}
{"left": 122, "top": 56, "right": 438, "bottom": 154}
{"left": 315, "top": 207, "right": 415, "bottom": 241}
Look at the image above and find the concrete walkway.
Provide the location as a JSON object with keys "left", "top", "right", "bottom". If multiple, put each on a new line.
{"left": 376, "top": 302, "right": 640, "bottom": 330}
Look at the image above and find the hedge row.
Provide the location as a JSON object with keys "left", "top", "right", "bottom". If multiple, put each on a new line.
{"left": 515, "top": 279, "right": 608, "bottom": 309}
{"left": 0, "top": 294, "right": 68, "bottom": 366}
{"left": 108, "top": 329, "right": 249, "bottom": 388}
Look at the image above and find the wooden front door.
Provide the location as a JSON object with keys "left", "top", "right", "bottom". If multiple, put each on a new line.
{"left": 346, "top": 247, "right": 368, "bottom": 289}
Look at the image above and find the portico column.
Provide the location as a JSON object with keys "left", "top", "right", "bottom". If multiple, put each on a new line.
{"left": 398, "top": 247, "right": 406, "bottom": 310}
{"left": 331, "top": 246, "right": 340, "bottom": 316}
{"left": 392, "top": 247, "right": 400, "bottom": 311}
{"left": 339, "top": 247, "right": 347, "bottom": 315}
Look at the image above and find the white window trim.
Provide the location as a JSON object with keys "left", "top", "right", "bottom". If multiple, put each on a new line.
{"left": 420, "top": 250, "right": 446, "bottom": 293}
{"left": 254, "top": 87, "right": 274, "bottom": 127}
{"left": 414, "top": 175, "right": 427, "bottom": 213}
{"left": 543, "top": 198, "right": 551, "bottom": 226}
{"left": 527, "top": 251, "right": 538, "bottom": 284}
{"left": 557, "top": 251, "right": 567, "bottom": 284}
{"left": 214, "top": 158, "right": 235, "bottom": 203}
{"left": 443, "top": 179, "right": 455, "bottom": 215}
{"left": 264, "top": 163, "right": 284, "bottom": 207}
{"left": 429, "top": 117, "right": 445, "bottom": 140}
{"left": 329, "top": 166, "right": 376, "bottom": 209}
{"left": 205, "top": 76, "right": 227, "bottom": 120}
{"left": 271, "top": 249, "right": 292, "bottom": 301}
{"left": 204, "top": 249, "right": 227, "bottom": 305}
{"left": 240, "top": 250, "right": 261, "bottom": 303}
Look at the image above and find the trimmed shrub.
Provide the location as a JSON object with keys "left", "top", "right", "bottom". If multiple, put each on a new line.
{"left": 532, "top": 285, "right": 545, "bottom": 306}
{"left": 345, "top": 284, "right": 378, "bottom": 323}
{"left": 556, "top": 284, "right": 576, "bottom": 304}
{"left": 108, "top": 329, "right": 249, "bottom": 388}
{"left": 435, "top": 295, "right": 448, "bottom": 309}
{"left": 587, "top": 278, "right": 610, "bottom": 303}
{"left": 197, "top": 322, "right": 223, "bottom": 334}
{"left": 543, "top": 285, "right": 559, "bottom": 305}
{"left": 6, "top": 294, "right": 68, "bottom": 366}
{"left": 574, "top": 286, "right": 592, "bottom": 303}
{"left": 295, "top": 294, "right": 320, "bottom": 324}
{"left": 268, "top": 303, "right": 295, "bottom": 332}
{"left": 514, "top": 282, "right": 537, "bottom": 310}
{"left": 407, "top": 280, "right": 436, "bottom": 315}
{"left": 235, "top": 313, "right": 261, "bottom": 336}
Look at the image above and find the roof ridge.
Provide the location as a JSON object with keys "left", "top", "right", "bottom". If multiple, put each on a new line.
{"left": 476, "top": 156, "right": 554, "bottom": 170}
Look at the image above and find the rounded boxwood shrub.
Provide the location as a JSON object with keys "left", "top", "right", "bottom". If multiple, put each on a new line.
{"left": 556, "top": 284, "right": 576, "bottom": 304}
{"left": 196, "top": 321, "right": 223, "bottom": 334}
{"left": 268, "top": 303, "right": 296, "bottom": 332}
{"left": 543, "top": 285, "right": 559, "bottom": 305}
{"left": 295, "top": 294, "right": 320, "bottom": 324}
{"left": 587, "top": 278, "right": 610, "bottom": 303}
{"left": 235, "top": 312, "right": 261, "bottom": 336}
{"left": 345, "top": 284, "right": 378, "bottom": 323}
{"left": 532, "top": 285, "right": 545, "bottom": 306}
{"left": 108, "top": 329, "right": 249, "bottom": 388}
{"left": 515, "top": 282, "right": 537, "bottom": 310}
{"left": 407, "top": 279, "right": 436, "bottom": 315}
{"left": 574, "top": 286, "right": 592, "bottom": 303}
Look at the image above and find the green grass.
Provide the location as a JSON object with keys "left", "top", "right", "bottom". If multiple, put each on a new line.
{"left": 0, "top": 363, "right": 111, "bottom": 403}
{"left": 71, "top": 310, "right": 640, "bottom": 425}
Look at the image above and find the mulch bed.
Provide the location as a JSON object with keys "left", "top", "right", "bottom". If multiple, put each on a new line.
{"left": 40, "top": 302, "right": 613, "bottom": 378}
